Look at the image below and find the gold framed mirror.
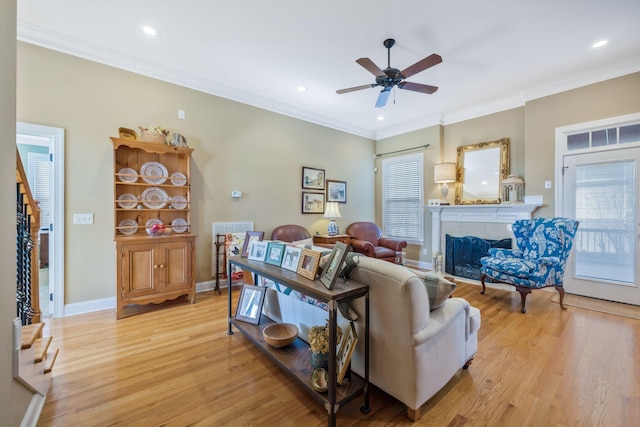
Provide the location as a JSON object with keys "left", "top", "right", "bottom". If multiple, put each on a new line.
{"left": 454, "top": 138, "right": 510, "bottom": 205}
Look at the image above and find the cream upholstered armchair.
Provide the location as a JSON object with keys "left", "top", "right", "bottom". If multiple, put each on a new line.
{"left": 346, "top": 222, "right": 407, "bottom": 262}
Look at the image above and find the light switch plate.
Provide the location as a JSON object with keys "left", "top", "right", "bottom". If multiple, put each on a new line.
{"left": 73, "top": 213, "right": 94, "bottom": 224}
{"left": 231, "top": 191, "right": 242, "bottom": 198}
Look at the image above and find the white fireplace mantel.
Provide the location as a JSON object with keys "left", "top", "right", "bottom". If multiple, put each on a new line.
{"left": 426, "top": 203, "right": 541, "bottom": 258}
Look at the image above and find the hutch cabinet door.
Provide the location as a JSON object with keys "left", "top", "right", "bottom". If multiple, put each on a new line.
{"left": 120, "top": 242, "right": 159, "bottom": 299}
{"left": 158, "top": 240, "right": 193, "bottom": 292}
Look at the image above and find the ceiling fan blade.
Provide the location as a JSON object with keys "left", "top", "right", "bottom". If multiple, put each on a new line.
{"left": 336, "top": 84, "right": 375, "bottom": 94}
{"left": 356, "top": 58, "right": 386, "bottom": 77}
{"left": 375, "top": 88, "right": 391, "bottom": 108}
{"left": 398, "top": 81, "right": 439, "bottom": 94}
{"left": 400, "top": 54, "right": 442, "bottom": 79}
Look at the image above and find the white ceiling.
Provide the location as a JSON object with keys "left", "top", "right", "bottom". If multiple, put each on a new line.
{"left": 16, "top": 0, "right": 640, "bottom": 140}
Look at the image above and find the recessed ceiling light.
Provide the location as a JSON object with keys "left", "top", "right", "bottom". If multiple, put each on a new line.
{"left": 142, "top": 25, "right": 160, "bottom": 37}
{"left": 297, "top": 86, "right": 307, "bottom": 92}
{"left": 592, "top": 40, "right": 608, "bottom": 48}
{"left": 377, "top": 116, "right": 384, "bottom": 121}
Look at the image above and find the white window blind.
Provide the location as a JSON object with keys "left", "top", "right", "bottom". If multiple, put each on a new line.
{"left": 382, "top": 153, "right": 423, "bottom": 243}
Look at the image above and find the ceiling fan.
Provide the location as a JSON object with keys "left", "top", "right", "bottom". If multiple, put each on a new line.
{"left": 336, "top": 38, "right": 442, "bottom": 108}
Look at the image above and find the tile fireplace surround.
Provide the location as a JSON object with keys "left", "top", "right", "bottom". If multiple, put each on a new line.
{"left": 427, "top": 204, "right": 542, "bottom": 271}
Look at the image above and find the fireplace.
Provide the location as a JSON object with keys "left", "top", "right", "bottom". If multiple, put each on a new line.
{"left": 445, "top": 234, "right": 512, "bottom": 280}
{"left": 426, "top": 203, "right": 541, "bottom": 278}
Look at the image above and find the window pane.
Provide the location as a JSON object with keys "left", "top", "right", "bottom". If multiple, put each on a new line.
{"left": 592, "top": 128, "right": 617, "bottom": 147}
{"left": 568, "top": 133, "right": 589, "bottom": 150}
{"left": 620, "top": 124, "right": 640, "bottom": 144}
{"left": 574, "top": 160, "right": 635, "bottom": 283}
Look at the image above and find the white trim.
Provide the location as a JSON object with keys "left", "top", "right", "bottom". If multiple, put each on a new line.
{"left": 16, "top": 122, "right": 65, "bottom": 319}
{"left": 63, "top": 280, "right": 221, "bottom": 316}
{"left": 20, "top": 393, "right": 46, "bottom": 427}
{"left": 554, "top": 112, "right": 640, "bottom": 217}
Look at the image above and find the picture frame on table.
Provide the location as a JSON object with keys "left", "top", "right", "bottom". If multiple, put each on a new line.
{"left": 302, "top": 166, "right": 325, "bottom": 190}
{"left": 319, "top": 241, "right": 349, "bottom": 290}
{"left": 265, "top": 242, "right": 286, "bottom": 266}
{"left": 235, "top": 284, "right": 266, "bottom": 325}
{"left": 247, "top": 241, "right": 268, "bottom": 262}
{"left": 302, "top": 192, "right": 325, "bottom": 214}
{"left": 337, "top": 322, "right": 358, "bottom": 384}
{"left": 241, "top": 231, "right": 265, "bottom": 257}
{"left": 281, "top": 246, "right": 303, "bottom": 272}
{"left": 297, "top": 248, "right": 321, "bottom": 280}
{"left": 326, "top": 180, "right": 347, "bottom": 203}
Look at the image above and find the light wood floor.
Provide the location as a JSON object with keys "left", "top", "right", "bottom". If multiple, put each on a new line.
{"left": 38, "top": 282, "right": 640, "bottom": 426}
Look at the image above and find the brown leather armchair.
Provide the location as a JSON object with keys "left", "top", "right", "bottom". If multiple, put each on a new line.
{"left": 346, "top": 222, "right": 407, "bottom": 262}
{"left": 270, "top": 224, "right": 313, "bottom": 243}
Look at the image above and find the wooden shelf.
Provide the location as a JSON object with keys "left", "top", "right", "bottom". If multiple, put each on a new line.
{"left": 230, "top": 316, "right": 365, "bottom": 407}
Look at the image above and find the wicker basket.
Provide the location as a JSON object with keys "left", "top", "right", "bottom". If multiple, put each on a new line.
{"left": 140, "top": 131, "right": 167, "bottom": 144}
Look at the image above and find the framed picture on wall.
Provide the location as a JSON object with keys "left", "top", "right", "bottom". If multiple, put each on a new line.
{"left": 326, "top": 180, "right": 347, "bottom": 203}
{"left": 302, "top": 192, "right": 325, "bottom": 214}
{"left": 302, "top": 166, "right": 325, "bottom": 190}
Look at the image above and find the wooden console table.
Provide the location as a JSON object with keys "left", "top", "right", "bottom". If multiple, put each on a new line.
{"left": 227, "top": 256, "right": 370, "bottom": 427}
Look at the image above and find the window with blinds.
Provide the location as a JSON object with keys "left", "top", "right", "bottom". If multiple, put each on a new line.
{"left": 381, "top": 152, "right": 424, "bottom": 243}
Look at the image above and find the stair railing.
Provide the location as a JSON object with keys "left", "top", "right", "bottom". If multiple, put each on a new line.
{"left": 16, "top": 149, "right": 41, "bottom": 325}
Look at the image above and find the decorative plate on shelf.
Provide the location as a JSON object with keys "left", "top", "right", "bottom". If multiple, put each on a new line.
{"left": 170, "top": 172, "right": 187, "bottom": 186}
{"left": 117, "top": 193, "right": 138, "bottom": 209}
{"left": 171, "top": 195, "right": 187, "bottom": 210}
{"left": 171, "top": 218, "right": 188, "bottom": 233}
{"left": 140, "top": 161, "right": 168, "bottom": 185}
{"left": 118, "top": 167, "right": 138, "bottom": 183}
{"left": 118, "top": 219, "right": 138, "bottom": 235}
{"left": 141, "top": 187, "right": 168, "bottom": 209}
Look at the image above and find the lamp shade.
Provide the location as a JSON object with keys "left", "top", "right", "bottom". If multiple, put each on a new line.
{"left": 434, "top": 162, "right": 456, "bottom": 183}
{"left": 323, "top": 202, "right": 342, "bottom": 219}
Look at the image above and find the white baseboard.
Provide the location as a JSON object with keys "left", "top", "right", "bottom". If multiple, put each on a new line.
{"left": 61, "top": 280, "right": 224, "bottom": 317}
{"left": 63, "top": 296, "right": 116, "bottom": 317}
{"left": 20, "top": 393, "right": 46, "bottom": 427}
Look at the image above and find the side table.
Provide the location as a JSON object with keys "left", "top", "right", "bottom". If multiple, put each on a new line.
{"left": 313, "top": 234, "right": 351, "bottom": 246}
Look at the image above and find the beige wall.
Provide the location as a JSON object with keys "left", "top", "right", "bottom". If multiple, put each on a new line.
{"left": 16, "top": 42, "right": 375, "bottom": 305}
{"left": 524, "top": 72, "right": 640, "bottom": 216}
{"left": 2, "top": 1, "right": 35, "bottom": 425}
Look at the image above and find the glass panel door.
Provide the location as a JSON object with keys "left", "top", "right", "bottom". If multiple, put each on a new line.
{"left": 563, "top": 147, "right": 640, "bottom": 305}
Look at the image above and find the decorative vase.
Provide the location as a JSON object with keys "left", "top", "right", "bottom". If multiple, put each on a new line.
{"left": 311, "top": 351, "right": 329, "bottom": 369}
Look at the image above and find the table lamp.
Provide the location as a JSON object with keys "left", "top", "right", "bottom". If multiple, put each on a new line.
{"left": 434, "top": 162, "right": 456, "bottom": 205}
{"left": 323, "top": 202, "right": 342, "bottom": 236}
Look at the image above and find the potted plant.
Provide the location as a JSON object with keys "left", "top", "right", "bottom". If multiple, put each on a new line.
{"left": 308, "top": 322, "right": 342, "bottom": 369}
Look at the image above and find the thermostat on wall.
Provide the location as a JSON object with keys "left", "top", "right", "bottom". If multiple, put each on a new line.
{"left": 231, "top": 191, "right": 242, "bottom": 198}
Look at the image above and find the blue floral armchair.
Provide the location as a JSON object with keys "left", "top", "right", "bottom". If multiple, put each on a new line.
{"left": 480, "top": 217, "right": 579, "bottom": 313}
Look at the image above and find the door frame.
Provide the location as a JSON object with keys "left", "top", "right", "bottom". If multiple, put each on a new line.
{"left": 17, "top": 122, "right": 65, "bottom": 318}
{"left": 555, "top": 112, "right": 640, "bottom": 302}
